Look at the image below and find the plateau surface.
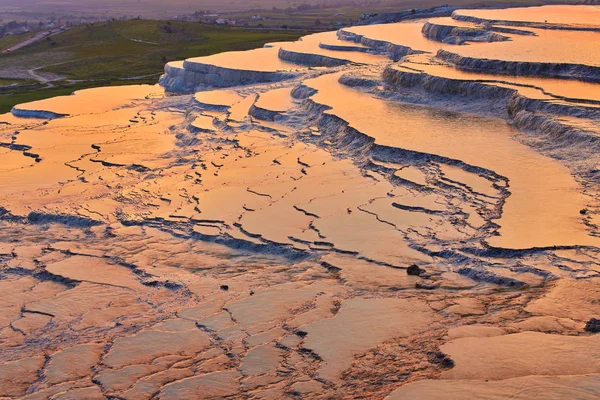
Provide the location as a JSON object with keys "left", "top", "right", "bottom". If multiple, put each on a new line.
{"left": 1, "top": 4, "right": 600, "bottom": 399}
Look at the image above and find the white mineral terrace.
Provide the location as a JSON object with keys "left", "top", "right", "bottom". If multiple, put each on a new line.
{"left": 446, "top": 28, "right": 600, "bottom": 67}
{"left": 306, "top": 72, "right": 596, "bottom": 249}
{"left": 396, "top": 53, "right": 600, "bottom": 104}
{"left": 453, "top": 5, "right": 600, "bottom": 29}
{"left": 185, "top": 46, "right": 298, "bottom": 72}
{"left": 1, "top": 5, "right": 600, "bottom": 399}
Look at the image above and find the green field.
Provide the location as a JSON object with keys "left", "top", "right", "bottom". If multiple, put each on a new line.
{"left": 0, "top": 20, "right": 304, "bottom": 114}
{"left": 36, "top": 21, "right": 304, "bottom": 80}
{"left": 0, "top": 31, "right": 35, "bottom": 51}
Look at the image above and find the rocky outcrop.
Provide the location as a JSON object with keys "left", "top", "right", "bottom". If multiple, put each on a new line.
{"left": 159, "top": 60, "right": 298, "bottom": 92}
{"left": 159, "top": 62, "right": 196, "bottom": 92}
{"left": 381, "top": 67, "right": 424, "bottom": 88}
{"left": 192, "top": 98, "right": 230, "bottom": 112}
{"left": 436, "top": 49, "right": 600, "bottom": 83}
{"left": 248, "top": 104, "right": 281, "bottom": 121}
{"left": 382, "top": 66, "right": 516, "bottom": 101}
{"left": 291, "top": 84, "right": 318, "bottom": 100}
{"left": 277, "top": 48, "right": 350, "bottom": 67}
{"left": 302, "top": 96, "right": 503, "bottom": 180}
{"left": 511, "top": 109, "right": 600, "bottom": 150}
{"left": 421, "top": 22, "right": 510, "bottom": 45}
{"left": 488, "top": 26, "right": 536, "bottom": 36}
{"left": 27, "top": 211, "right": 103, "bottom": 227}
{"left": 318, "top": 42, "right": 370, "bottom": 53}
{"left": 382, "top": 66, "right": 600, "bottom": 125}
{"left": 11, "top": 106, "right": 68, "bottom": 119}
{"left": 508, "top": 94, "right": 600, "bottom": 120}
{"left": 452, "top": 10, "right": 600, "bottom": 32}
{"left": 382, "top": 65, "right": 600, "bottom": 162}
{"left": 6, "top": 7, "right": 600, "bottom": 399}
{"left": 316, "top": 112, "right": 375, "bottom": 155}
{"left": 337, "top": 29, "right": 418, "bottom": 59}
{"left": 338, "top": 73, "right": 379, "bottom": 88}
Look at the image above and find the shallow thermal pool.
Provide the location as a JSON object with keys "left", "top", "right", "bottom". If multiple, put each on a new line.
{"left": 341, "top": 21, "right": 449, "bottom": 54}
{"left": 279, "top": 31, "right": 389, "bottom": 65}
{"left": 454, "top": 5, "right": 600, "bottom": 28}
{"left": 449, "top": 28, "right": 600, "bottom": 68}
{"left": 398, "top": 55, "right": 600, "bottom": 104}
{"left": 185, "top": 46, "right": 300, "bottom": 72}
{"left": 306, "top": 73, "right": 596, "bottom": 249}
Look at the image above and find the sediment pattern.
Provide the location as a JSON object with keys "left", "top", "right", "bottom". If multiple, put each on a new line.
{"left": 2, "top": 5, "right": 600, "bottom": 400}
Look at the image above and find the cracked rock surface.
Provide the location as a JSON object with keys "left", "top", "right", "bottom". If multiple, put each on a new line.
{"left": 1, "top": 4, "right": 600, "bottom": 399}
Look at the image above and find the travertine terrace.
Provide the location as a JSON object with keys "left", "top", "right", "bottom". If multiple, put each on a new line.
{"left": 1, "top": 5, "right": 600, "bottom": 399}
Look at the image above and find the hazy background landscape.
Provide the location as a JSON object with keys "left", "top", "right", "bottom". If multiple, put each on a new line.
{"left": 4, "top": 0, "right": 566, "bottom": 17}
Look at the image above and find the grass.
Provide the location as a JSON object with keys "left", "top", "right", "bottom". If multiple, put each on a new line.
{"left": 0, "top": 31, "right": 37, "bottom": 52}
{"left": 13, "top": 20, "right": 304, "bottom": 80}
{"left": 0, "top": 78, "right": 36, "bottom": 86}
{"left": 0, "top": 20, "right": 305, "bottom": 114}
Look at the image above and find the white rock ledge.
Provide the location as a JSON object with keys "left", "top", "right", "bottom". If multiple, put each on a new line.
{"left": 160, "top": 61, "right": 298, "bottom": 92}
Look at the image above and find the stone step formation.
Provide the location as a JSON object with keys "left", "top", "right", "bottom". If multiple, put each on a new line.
{"left": 1, "top": 5, "right": 600, "bottom": 399}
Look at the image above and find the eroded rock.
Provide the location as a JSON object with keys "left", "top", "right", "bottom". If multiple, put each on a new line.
{"left": 303, "top": 298, "right": 438, "bottom": 381}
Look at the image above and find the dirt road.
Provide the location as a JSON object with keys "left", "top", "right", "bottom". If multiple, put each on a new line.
{"left": 2, "top": 28, "right": 67, "bottom": 53}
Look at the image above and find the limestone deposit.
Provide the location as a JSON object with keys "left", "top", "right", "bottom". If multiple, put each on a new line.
{"left": 1, "top": 4, "right": 600, "bottom": 399}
